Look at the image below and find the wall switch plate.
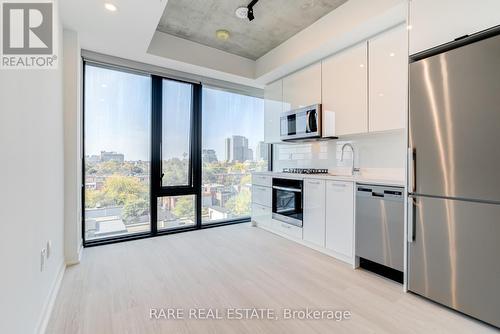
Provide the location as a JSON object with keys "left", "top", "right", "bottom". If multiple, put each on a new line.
{"left": 40, "top": 248, "right": 46, "bottom": 272}
{"left": 46, "top": 240, "right": 52, "bottom": 259}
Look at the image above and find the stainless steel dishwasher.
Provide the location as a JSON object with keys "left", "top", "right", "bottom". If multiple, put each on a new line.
{"left": 356, "top": 184, "right": 404, "bottom": 272}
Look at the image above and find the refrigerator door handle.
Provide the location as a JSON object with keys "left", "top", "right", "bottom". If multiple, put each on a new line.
{"left": 408, "top": 196, "right": 415, "bottom": 242}
{"left": 408, "top": 148, "right": 416, "bottom": 193}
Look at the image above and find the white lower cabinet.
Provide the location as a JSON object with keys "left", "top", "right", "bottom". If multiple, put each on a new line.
{"left": 252, "top": 185, "right": 272, "bottom": 207}
{"left": 269, "top": 220, "right": 303, "bottom": 239}
{"left": 325, "top": 181, "right": 354, "bottom": 260}
{"left": 303, "top": 179, "right": 326, "bottom": 247}
{"left": 251, "top": 175, "right": 272, "bottom": 227}
{"left": 251, "top": 203, "right": 271, "bottom": 226}
{"left": 252, "top": 174, "right": 356, "bottom": 265}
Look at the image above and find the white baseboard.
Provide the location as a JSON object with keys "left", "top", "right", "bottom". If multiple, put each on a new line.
{"left": 36, "top": 262, "right": 66, "bottom": 334}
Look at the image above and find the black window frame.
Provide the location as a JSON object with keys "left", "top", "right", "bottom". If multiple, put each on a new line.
{"left": 151, "top": 75, "right": 202, "bottom": 235}
{"left": 82, "top": 61, "right": 270, "bottom": 247}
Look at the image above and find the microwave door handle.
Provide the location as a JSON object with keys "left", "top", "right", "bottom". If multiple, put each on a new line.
{"left": 306, "top": 111, "right": 311, "bottom": 133}
{"left": 280, "top": 116, "right": 286, "bottom": 136}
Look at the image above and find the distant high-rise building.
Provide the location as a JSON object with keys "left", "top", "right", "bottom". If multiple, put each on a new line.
{"left": 224, "top": 135, "right": 252, "bottom": 162}
{"left": 202, "top": 149, "right": 218, "bottom": 163}
{"left": 100, "top": 151, "right": 124, "bottom": 163}
{"left": 246, "top": 148, "right": 253, "bottom": 161}
{"left": 255, "top": 141, "right": 268, "bottom": 161}
{"left": 225, "top": 138, "right": 231, "bottom": 162}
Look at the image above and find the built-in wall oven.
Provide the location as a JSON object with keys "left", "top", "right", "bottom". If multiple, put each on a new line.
{"left": 272, "top": 178, "right": 303, "bottom": 227}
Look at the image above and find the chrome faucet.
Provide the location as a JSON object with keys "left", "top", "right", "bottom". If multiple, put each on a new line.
{"left": 340, "top": 143, "right": 360, "bottom": 176}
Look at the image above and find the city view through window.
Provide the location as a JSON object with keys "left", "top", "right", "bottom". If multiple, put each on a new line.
{"left": 84, "top": 65, "right": 267, "bottom": 242}
{"left": 84, "top": 65, "right": 152, "bottom": 241}
{"left": 201, "top": 87, "right": 268, "bottom": 224}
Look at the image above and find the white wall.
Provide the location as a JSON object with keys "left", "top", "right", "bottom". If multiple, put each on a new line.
{"left": 148, "top": 31, "right": 256, "bottom": 79}
{"left": 0, "top": 5, "right": 65, "bottom": 334}
{"left": 273, "top": 131, "right": 405, "bottom": 180}
{"left": 63, "top": 29, "right": 82, "bottom": 265}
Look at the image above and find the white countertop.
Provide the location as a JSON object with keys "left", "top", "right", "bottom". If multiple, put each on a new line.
{"left": 253, "top": 171, "right": 405, "bottom": 187}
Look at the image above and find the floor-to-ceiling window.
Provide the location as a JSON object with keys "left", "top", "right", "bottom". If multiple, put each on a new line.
{"left": 154, "top": 78, "right": 199, "bottom": 232}
{"left": 83, "top": 64, "right": 152, "bottom": 241}
{"left": 83, "top": 61, "right": 268, "bottom": 245}
{"left": 201, "top": 87, "right": 267, "bottom": 224}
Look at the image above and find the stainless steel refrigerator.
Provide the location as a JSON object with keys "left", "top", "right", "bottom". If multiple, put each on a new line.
{"left": 408, "top": 29, "right": 500, "bottom": 328}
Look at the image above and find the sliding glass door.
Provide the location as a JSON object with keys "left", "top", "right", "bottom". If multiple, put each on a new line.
{"left": 83, "top": 62, "right": 267, "bottom": 245}
{"left": 83, "top": 64, "right": 152, "bottom": 241}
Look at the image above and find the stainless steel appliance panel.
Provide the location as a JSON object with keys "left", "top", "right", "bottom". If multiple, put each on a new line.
{"left": 280, "top": 104, "right": 321, "bottom": 141}
{"left": 409, "top": 196, "right": 500, "bottom": 328}
{"left": 409, "top": 34, "right": 500, "bottom": 202}
{"left": 356, "top": 185, "right": 404, "bottom": 271}
{"left": 272, "top": 178, "right": 303, "bottom": 227}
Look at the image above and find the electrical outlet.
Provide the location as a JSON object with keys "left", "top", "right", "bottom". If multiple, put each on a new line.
{"left": 46, "top": 240, "right": 52, "bottom": 259}
{"left": 40, "top": 248, "right": 46, "bottom": 272}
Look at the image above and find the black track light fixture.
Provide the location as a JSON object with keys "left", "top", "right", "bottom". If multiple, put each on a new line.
{"left": 247, "top": 0, "right": 259, "bottom": 21}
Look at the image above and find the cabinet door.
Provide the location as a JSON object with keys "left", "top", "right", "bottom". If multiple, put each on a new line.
{"left": 252, "top": 174, "right": 272, "bottom": 188}
{"left": 264, "top": 80, "right": 283, "bottom": 143}
{"left": 322, "top": 42, "right": 368, "bottom": 136}
{"left": 369, "top": 24, "right": 407, "bottom": 132}
{"left": 325, "top": 181, "right": 354, "bottom": 258}
{"left": 283, "top": 62, "right": 321, "bottom": 111}
{"left": 252, "top": 185, "right": 272, "bottom": 207}
{"left": 410, "top": 0, "right": 500, "bottom": 55}
{"left": 303, "top": 179, "right": 326, "bottom": 247}
{"left": 252, "top": 203, "right": 271, "bottom": 226}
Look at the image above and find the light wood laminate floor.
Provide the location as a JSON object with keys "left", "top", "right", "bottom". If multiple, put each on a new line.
{"left": 47, "top": 224, "right": 497, "bottom": 334}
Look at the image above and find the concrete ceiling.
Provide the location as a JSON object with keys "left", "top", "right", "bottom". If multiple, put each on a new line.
{"left": 157, "top": 0, "right": 349, "bottom": 60}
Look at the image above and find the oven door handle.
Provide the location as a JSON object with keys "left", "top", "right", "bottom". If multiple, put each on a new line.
{"left": 272, "top": 186, "right": 302, "bottom": 193}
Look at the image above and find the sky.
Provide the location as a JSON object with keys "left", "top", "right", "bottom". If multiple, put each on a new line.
{"left": 84, "top": 65, "right": 264, "bottom": 161}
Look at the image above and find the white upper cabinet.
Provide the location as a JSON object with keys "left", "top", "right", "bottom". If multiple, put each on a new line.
{"left": 368, "top": 24, "right": 407, "bottom": 132}
{"left": 283, "top": 62, "right": 321, "bottom": 111}
{"left": 264, "top": 80, "right": 283, "bottom": 143}
{"left": 303, "top": 179, "right": 326, "bottom": 247}
{"left": 322, "top": 42, "right": 368, "bottom": 136}
{"left": 409, "top": 0, "right": 500, "bottom": 55}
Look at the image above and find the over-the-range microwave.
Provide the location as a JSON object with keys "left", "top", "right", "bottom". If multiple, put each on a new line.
{"left": 280, "top": 104, "right": 337, "bottom": 141}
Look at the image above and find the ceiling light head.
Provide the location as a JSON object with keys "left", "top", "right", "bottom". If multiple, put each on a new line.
{"left": 104, "top": 3, "right": 117, "bottom": 12}
{"left": 247, "top": 8, "right": 254, "bottom": 21}
{"left": 235, "top": 6, "right": 248, "bottom": 19}
{"left": 246, "top": 0, "right": 259, "bottom": 21}
{"left": 216, "top": 29, "right": 230, "bottom": 41}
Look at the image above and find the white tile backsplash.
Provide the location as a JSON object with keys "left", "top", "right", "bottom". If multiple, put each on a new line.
{"left": 273, "top": 130, "right": 405, "bottom": 179}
